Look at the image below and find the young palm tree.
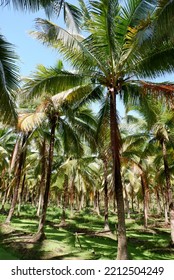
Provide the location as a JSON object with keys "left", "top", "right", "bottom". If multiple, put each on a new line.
{"left": 27, "top": 0, "right": 174, "bottom": 259}
{"left": 19, "top": 62, "right": 99, "bottom": 239}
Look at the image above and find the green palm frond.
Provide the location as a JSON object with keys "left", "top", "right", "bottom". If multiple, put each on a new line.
{"left": 96, "top": 94, "right": 110, "bottom": 138}
{"left": 32, "top": 18, "right": 109, "bottom": 75}
{"left": 134, "top": 42, "right": 174, "bottom": 79}
{"left": 155, "top": 0, "right": 174, "bottom": 40}
{"left": 59, "top": 117, "right": 83, "bottom": 157}
{"left": 63, "top": 2, "right": 82, "bottom": 33}
{"left": 0, "top": 0, "right": 56, "bottom": 16}
{"left": 78, "top": 0, "right": 90, "bottom": 28}
{"left": 23, "top": 63, "right": 86, "bottom": 99}
{"left": 0, "top": 34, "right": 19, "bottom": 125}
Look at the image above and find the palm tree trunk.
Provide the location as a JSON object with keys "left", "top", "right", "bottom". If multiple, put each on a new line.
{"left": 70, "top": 179, "right": 75, "bottom": 218}
{"left": 104, "top": 177, "right": 110, "bottom": 230}
{"left": 162, "top": 140, "right": 172, "bottom": 224}
{"left": 103, "top": 159, "right": 110, "bottom": 230}
{"left": 140, "top": 171, "right": 149, "bottom": 228}
{"left": 94, "top": 189, "right": 100, "bottom": 215}
{"left": 79, "top": 189, "right": 85, "bottom": 212}
{"left": 37, "top": 115, "right": 57, "bottom": 239}
{"left": 124, "top": 184, "right": 130, "bottom": 219}
{"left": 130, "top": 184, "right": 134, "bottom": 213}
{"left": 1, "top": 187, "right": 8, "bottom": 212}
{"left": 37, "top": 139, "right": 47, "bottom": 217}
{"left": 0, "top": 170, "right": 7, "bottom": 212}
{"left": 5, "top": 134, "right": 27, "bottom": 223}
{"left": 169, "top": 202, "right": 174, "bottom": 247}
{"left": 61, "top": 174, "right": 68, "bottom": 223}
{"left": 155, "top": 185, "right": 162, "bottom": 215}
{"left": 17, "top": 174, "right": 26, "bottom": 216}
{"left": 110, "top": 90, "right": 128, "bottom": 260}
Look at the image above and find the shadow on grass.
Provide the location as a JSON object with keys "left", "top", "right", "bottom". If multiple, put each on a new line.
{"left": 0, "top": 209, "right": 174, "bottom": 260}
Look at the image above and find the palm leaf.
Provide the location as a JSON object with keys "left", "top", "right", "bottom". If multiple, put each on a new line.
{"left": 0, "top": 0, "right": 55, "bottom": 15}
{"left": 63, "top": 2, "right": 82, "bottom": 33}
{"left": 22, "top": 63, "right": 86, "bottom": 99}
{"left": 17, "top": 112, "right": 46, "bottom": 131}
{"left": 0, "top": 34, "right": 19, "bottom": 125}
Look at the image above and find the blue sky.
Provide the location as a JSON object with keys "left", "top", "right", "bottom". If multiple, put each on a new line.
{"left": 0, "top": 6, "right": 63, "bottom": 77}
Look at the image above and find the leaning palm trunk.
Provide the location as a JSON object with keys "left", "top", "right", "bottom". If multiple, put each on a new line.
{"left": 109, "top": 90, "right": 128, "bottom": 260}
{"left": 5, "top": 134, "right": 28, "bottom": 223}
{"left": 37, "top": 114, "right": 57, "bottom": 239}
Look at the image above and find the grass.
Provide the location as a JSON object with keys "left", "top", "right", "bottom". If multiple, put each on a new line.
{"left": 0, "top": 205, "right": 174, "bottom": 260}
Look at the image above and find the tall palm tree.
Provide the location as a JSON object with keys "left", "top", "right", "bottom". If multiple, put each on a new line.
{"left": 25, "top": 0, "right": 174, "bottom": 259}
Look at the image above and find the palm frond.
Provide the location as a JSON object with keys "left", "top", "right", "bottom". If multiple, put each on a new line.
{"left": 31, "top": 18, "right": 109, "bottom": 75}
{"left": 17, "top": 111, "right": 46, "bottom": 132}
{"left": 22, "top": 63, "right": 86, "bottom": 99}
{"left": 155, "top": 0, "right": 174, "bottom": 40}
{"left": 0, "top": 34, "right": 19, "bottom": 125}
{"left": 0, "top": 0, "right": 55, "bottom": 16}
{"left": 64, "top": 2, "right": 82, "bottom": 34}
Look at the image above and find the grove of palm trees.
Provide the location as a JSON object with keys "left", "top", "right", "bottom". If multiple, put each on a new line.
{"left": 1, "top": 0, "right": 174, "bottom": 260}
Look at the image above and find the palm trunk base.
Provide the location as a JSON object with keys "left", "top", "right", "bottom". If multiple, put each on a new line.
{"left": 117, "top": 235, "right": 129, "bottom": 260}
{"left": 29, "top": 231, "right": 46, "bottom": 243}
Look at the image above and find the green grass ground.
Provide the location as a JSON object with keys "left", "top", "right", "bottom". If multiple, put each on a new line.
{"left": 0, "top": 205, "right": 173, "bottom": 260}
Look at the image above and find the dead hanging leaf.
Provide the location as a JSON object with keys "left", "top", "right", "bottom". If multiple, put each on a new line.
{"left": 17, "top": 112, "right": 46, "bottom": 132}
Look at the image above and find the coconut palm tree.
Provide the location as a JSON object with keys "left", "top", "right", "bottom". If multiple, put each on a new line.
{"left": 19, "top": 62, "right": 99, "bottom": 239}
{"left": 121, "top": 115, "right": 152, "bottom": 228}
{"left": 126, "top": 96, "right": 174, "bottom": 222}
{"left": 5, "top": 132, "right": 30, "bottom": 223}
{"left": 27, "top": 0, "right": 174, "bottom": 259}
{"left": 0, "top": 127, "right": 17, "bottom": 212}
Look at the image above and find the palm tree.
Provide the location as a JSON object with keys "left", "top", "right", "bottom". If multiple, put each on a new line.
{"left": 126, "top": 97, "right": 174, "bottom": 222}
{"left": 19, "top": 62, "right": 99, "bottom": 239}
{"left": 5, "top": 132, "right": 30, "bottom": 223}
{"left": 0, "top": 127, "right": 17, "bottom": 212}
{"left": 27, "top": 0, "right": 174, "bottom": 259}
{"left": 121, "top": 116, "right": 152, "bottom": 228}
